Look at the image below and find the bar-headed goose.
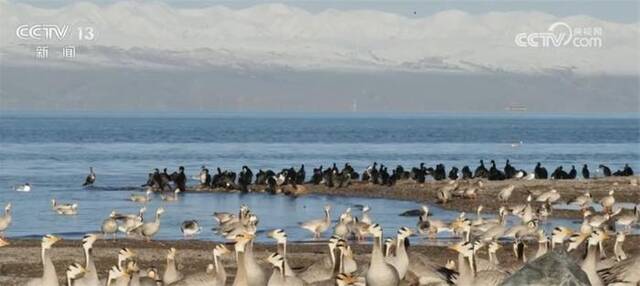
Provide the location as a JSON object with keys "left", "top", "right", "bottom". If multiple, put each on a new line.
{"left": 335, "top": 273, "right": 366, "bottom": 286}
{"left": 298, "top": 236, "right": 340, "bottom": 283}
{"left": 66, "top": 263, "right": 87, "bottom": 286}
{"left": 266, "top": 253, "right": 306, "bottom": 286}
{"left": 599, "top": 190, "right": 616, "bottom": 213}
{"left": 51, "top": 199, "right": 78, "bottom": 215}
{"left": 102, "top": 210, "right": 119, "bottom": 239}
{"left": 366, "top": 223, "right": 400, "bottom": 286}
{"left": 73, "top": 234, "right": 99, "bottom": 286}
{"left": 136, "top": 207, "right": 164, "bottom": 241}
{"left": 0, "top": 203, "right": 12, "bottom": 236}
{"left": 384, "top": 226, "right": 412, "bottom": 280}
{"left": 615, "top": 204, "right": 639, "bottom": 231}
{"left": 26, "top": 234, "right": 62, "bottom": 286}
{"left": 580, "top": 230, "right": 609, "bottom": 286}
{"left": 267, "top": 229, "right": 295, "bottom": 276}
{"left": 106, "top": 265, "right": 130, "bottom": 286}
{"left": 174, "top": 244, "right": 231, "bottom": 286}
{"left": 598, "top": 254, "right": 640, "bottom": 285}
{"left": 117, "top": 207, "right": 146, "bottom": 235}
{"left": 130, "top": 189, "right": 153, "bottom": 204}
{"left": 0, "top": 237, "right": 9, "bottom": 247}
{"left": 300, "top": 204, "right": 331, "bottom": 239}
{"left": 163, "top": 247, "right": 184, "bottom": 284}
{"left": 161, "top": 188, "right": 181, "bottom": 202}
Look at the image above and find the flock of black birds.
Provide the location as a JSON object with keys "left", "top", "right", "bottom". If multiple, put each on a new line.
{"left": 127, "top": 161, "right": 635, "bottom": 194}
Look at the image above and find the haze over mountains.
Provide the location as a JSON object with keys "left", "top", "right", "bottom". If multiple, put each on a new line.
{"left": 0, "top": 1, "right": 638, "bottom": 112}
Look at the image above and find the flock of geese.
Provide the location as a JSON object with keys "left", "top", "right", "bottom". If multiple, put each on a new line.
{"left": 1, "top": 181, "right": 639, "bottom": 286}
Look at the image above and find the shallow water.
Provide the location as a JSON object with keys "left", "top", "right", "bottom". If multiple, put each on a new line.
{"left": 0, "top": 113, "right": 638, "bottom": 241}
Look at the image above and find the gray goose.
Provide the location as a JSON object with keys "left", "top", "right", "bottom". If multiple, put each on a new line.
{"left": 25, "top": 234, "right": 62, "bottom": 286}
{"left": 366, "top": 223, "right": 400, "bottom": 286}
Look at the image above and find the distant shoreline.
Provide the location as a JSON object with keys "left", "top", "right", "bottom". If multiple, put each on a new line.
{"left": 180, "top": 176, "right": 640, "bottom": 220}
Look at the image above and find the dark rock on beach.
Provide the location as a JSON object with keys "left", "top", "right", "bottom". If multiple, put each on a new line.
{"left": 501, "top": 249, "right": 590, "bottom": 286}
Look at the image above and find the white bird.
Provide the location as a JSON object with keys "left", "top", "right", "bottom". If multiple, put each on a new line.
{"left": 14, "top": 183, "right": 31, "bottom": 192}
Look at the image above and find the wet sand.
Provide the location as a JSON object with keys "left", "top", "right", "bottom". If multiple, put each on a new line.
{"left": 2, "top": 235, "right": 639, "bottom": 285}
{"left": 198, "top": 176, "right": 640, "bottom": 219}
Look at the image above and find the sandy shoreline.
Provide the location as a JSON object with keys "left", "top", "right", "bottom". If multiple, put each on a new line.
{"left": 189, "top": 176, "right": 640, "bottom": 219}
{"left": 1, "top": 235, "right": 639, "bottom": 285}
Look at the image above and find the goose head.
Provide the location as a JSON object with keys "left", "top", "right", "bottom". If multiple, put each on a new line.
{"left": 66, "top": 263, "right": 86, "bottom": 281}
{"left": 587, "top": 229, "right": 609, "bottom": 246}
{"left": 398, "top": 226, "right": 413, "bottom": 239}
{"left": 107, "top": 265, "right": 129, "bottom": 282}
{"left": 51, "top": 199, "right": 57, "bottom": 208}
{"left": 328, "top": 235, "right": 341, "bottom": 251}
{"left": 233, "top": 233, "right": 255, "bottom": 252}
{"left": 362, "top": 205, "right": 370, "bottom": 213}
{"left": 368, "top": 223, "right": 383, "bottom": 237}
{"left": 488, "top": 241, "right": 501, "bottom": 253}
{"left": 156, "top": 207, "right": 165, "bottom": 216}
{"left": 82, "top": 234, "right": 98, "bottom": 250}
{"left": 420, "top": 205, "right": 429, "bottom": 216}
{"left": 0, "top": 237, "right": 9, "bottom": 247}
{"left": 166, "top": 247, "right": 177, "bottom": 260}
{"left": 616, "top": 231, "right": 626, "bottom": 242}
{"left": 323, "top": 204, "right": 332, "bottom": 213}
{"left": 336, "top": 273, "right": 366, "bottom": 286}
{"left": 266, "top": 252, "right": 285, "bottom": 269}
{"left": 118, "top": 248, "right": 136, "bottom": 263}
{"left": 4, "top": 203, "right": 11, "bottom": 213}
{"left": 267, "top": 229, "right": 287, "bottom": 244}
{"left": 213, "top": 244, "right": 230, "bottom": 257}
{"left": 42, "top": 234, "right": 61, "bottom": 249}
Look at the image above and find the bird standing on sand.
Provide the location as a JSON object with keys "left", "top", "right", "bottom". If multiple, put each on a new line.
{"left": 83, "top": 167, "right": 96, "bottom": 186}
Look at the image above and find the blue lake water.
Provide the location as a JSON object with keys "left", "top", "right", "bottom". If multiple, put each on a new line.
{"left": 0, "top": 113, "right": 638, "bottom": 241}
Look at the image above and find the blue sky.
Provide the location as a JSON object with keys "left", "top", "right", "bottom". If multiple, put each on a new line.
{"left": 9, "top": 0, "right": 639, "bottom": 23}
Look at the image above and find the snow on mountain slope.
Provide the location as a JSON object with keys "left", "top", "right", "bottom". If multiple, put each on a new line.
{"left": 0, "top": 1, "right": 637, "bottom": 75}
